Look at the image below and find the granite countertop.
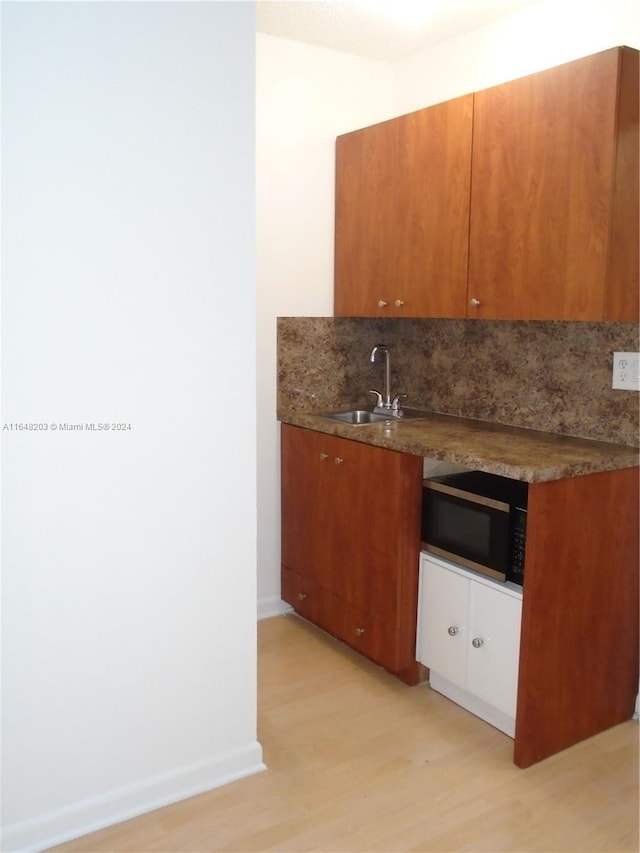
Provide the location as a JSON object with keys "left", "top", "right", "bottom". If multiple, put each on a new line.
{"left": 279, "top": 409, "right": 639, "bottom": 482}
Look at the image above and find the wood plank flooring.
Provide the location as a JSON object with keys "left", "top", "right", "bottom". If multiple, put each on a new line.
{"left": 51, "top": 614, "right": 639, "bottom": 852}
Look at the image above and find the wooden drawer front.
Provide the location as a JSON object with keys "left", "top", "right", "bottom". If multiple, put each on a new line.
{"left": 336, "top": 598, "right": 399, "bottom": 672}
{"left": 281, "top": 567, "right": 329, "bottom": 627}
{"left": 282, "top": 567, "right": 401, "bottom": 673}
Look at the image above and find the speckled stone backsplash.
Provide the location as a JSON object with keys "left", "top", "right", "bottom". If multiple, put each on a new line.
{"left": 278, "top": 317, "right": 639, "bottom": 447}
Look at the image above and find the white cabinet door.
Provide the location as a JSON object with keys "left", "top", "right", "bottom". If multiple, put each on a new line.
{"left": 467, "top": 581, "right": 522, "bottom": 717}
{"left": 417, "top": 557, "right": 469, "bottom": 688}
{"left": 417, "top": 553, "right": 523, "bottom": 734}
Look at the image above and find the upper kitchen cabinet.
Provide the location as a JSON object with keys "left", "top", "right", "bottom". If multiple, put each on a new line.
{"left": 468, "top": 46, "right": 639, "bottom": 321}
{"left": 334, "top": 94, "right": 473, "bottom": 318}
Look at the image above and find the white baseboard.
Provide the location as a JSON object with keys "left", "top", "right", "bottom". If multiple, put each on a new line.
{"left": 1, "top": 741, "right": 265, "bottom": 853}
{"left": 257, "top": 595, "right": 292, "bottom": 621}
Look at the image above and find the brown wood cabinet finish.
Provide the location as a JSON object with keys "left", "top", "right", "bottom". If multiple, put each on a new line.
{"left": 335, "top": 95, "right": 473, "bottom": 318}
{"left": 468, "top": 46, "right": 639, "bottom": 321}
{"left": 281, "top": 425, "right": 639, "bottom": 766}
{"left": 280, "top": 424, "right": 423, "bottom": 682}
{"left": 514, "top": 466, "right": 639, "bottom": 767}
{"left": 334, "top": 118, "right": 399, "bottom": 317}
{"left": 334, "top": 46, "right": 639, "bottom": 322}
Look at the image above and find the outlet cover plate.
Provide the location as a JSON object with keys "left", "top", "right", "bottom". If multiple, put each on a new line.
{"left": 612, "top": 352, "right": 640, "bottom": 391}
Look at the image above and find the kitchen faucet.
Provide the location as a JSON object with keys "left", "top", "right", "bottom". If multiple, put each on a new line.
{"left": 369, "top": 344, "right": 407, "bottom": 417}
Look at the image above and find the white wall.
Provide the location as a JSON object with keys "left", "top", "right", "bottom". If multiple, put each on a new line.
{"left": 255, "top": 2, "right": 640, "bottom": 615}
{"left": 256, "top": 34, "right": 394, "bottom": 616}
{"left": 1, "top": 4, "right": 261, "bottom": 851}
{"left": 393, "top": 0, "right": 640, "bottom": 112}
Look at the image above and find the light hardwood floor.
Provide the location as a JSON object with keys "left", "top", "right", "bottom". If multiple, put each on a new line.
{"left": 51, "top": 613, "right": 639, "bottom": 852}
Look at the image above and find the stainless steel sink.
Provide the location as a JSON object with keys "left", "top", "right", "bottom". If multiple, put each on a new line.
{"left": 317, "top": 409, "right": 392, "bottom": 425}
{"left": 316, "top": 408, "right": 429, "bottom": 425}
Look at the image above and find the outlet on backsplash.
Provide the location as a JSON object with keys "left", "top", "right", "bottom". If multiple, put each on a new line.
{"left": 612, "top": 352, "right": 640, "bottom": 391}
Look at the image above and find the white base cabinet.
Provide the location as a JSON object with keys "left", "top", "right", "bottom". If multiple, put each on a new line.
{"left": 417, "top": 553, "right": 522, "bottom": 737}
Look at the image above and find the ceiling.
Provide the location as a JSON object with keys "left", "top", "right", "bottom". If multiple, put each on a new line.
{"left": 256, "top": 0, "right": 540, "bottom": 62}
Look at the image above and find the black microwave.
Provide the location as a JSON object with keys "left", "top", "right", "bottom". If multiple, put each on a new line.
{"left": 421, "top": 470, "right": 528, "bottom": 585}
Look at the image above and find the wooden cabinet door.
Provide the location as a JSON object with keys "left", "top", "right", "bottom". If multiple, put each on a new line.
{"left": 328, "top": 436, "right": 422, "bottom": 678}
{"left": 467, "top": 582, "right": 522, "bottom": 718}
{"left": 281, "top": 425, "right": 335, "bottom": 588}
{"left": 394, "top": 95, "right": 472, "bottom": 318}
{"left": 335, "top": 118, "right": 399, "bottom": 317}
{"left": 335, "top": 96, "right": 473, "bottom": 319}
{"left": 327, "top": 436, "right": 420, "bottom": 623}
{"left": 605, "top": 46, "right": 639, "bottom": 321}
{"left": 468, "top": 47, "right": 638, "bottom": 321}
{"left": 281, "top": 425, "right": 422, "bottom": 678}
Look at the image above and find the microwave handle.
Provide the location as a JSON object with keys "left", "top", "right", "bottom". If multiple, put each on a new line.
{"left": 424, "top": 479, "right": 509, "bottom": 513}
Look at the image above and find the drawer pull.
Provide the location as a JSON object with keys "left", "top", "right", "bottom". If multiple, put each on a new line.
{"left": 334, "top": 457, "right": 344, "bottom": 465}
{"left": 297, "top": 592, "right": 307, "bottom": 601}
{"left": 447, "top": 626, "right": 459, "bottom": 636}
{"left": 354, "top": 627, "right": 365, "bottom": 636}
{"left": 378, "top": 299, "right": 388, "bottom": 308}
{"left": 320, "top": 453, "right": 329, "bottom": 461}
{"left": 472, "top": 637, "right": 484, "bottom": 648}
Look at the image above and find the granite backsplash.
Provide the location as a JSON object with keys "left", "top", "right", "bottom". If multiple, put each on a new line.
{"left": 277, "top": 317, "right": 639, "bottom": 447}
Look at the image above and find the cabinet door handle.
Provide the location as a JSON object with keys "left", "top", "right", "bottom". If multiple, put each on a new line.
{"left": 469, "top": 298, "right": 481, "bottom": 308}
{"left": 334, "top": 457, "right": 343, "bottom": 465}
{"left": 297, "top": 592, "right": 307, "bottom": 601}
{"left": 378, "top": 299, "right": 388, "bottom": 308}
{"left": 320, "top": 452, "right": 329, "bottom": 461}
{"left": 354, "top": 627, "right": 365, "bottom": 636}
{"left": 395, "top": 299, "right": 404, "bottom": 307}
{"left": 447, "top": 626, "right": 459, "bottom": 636}
{"left": 472, "top": 637, "right": 484, "bottom": 648}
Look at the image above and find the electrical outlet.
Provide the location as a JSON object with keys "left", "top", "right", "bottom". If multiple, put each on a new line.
{"left": 612, "top": 352, "right": 640, "bottom": 391}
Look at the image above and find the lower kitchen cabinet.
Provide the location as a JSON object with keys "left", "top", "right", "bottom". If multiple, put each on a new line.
{"left": 280, "top": 424, "right": 423, "bottom": 683}
{"left": 280, "top": 422, "right": 638, "bottom": 767}
{"left": 417, "top": 553, "right": 522, "bottom": 737}
{"left": 419, "top": 467, "right": 639, "bottom": 767}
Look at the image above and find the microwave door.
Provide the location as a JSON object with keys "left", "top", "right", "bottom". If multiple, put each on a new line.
{"left": 423, "top": 488, "right": 510, "bottom": 581}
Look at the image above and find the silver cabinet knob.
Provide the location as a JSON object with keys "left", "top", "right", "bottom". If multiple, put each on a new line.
{"left": 355, "top": 627, "right": 365, "bottom": 636}
{"left": 395, "top": 299, "right": 404, "bottom": 307}
{"left": 334, "top": 457, "right": 343, "bottom": 465}
{"left": 378, "top": 299, "right": 388, "bottom": 308}
{"left": 320, "top": 452, "right": 329, "bottom": 461}
{"left": 472, "top": 637, "right": 484, "bottom": 648}
{"left": 297, "top": 592, "right": 307, "bottom": 601}
{"left": 447, "top": 626, "right": 459, "bottom": 636}
{"left": 469, "top": 298, "right": 481, "bottom": 307}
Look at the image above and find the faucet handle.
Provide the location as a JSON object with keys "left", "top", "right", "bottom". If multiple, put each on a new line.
{"left": 368, "top": 389, "right": 383, "bottom": 408}
{"left": 392, "top": 393, "right": 408, "bottom": 414}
